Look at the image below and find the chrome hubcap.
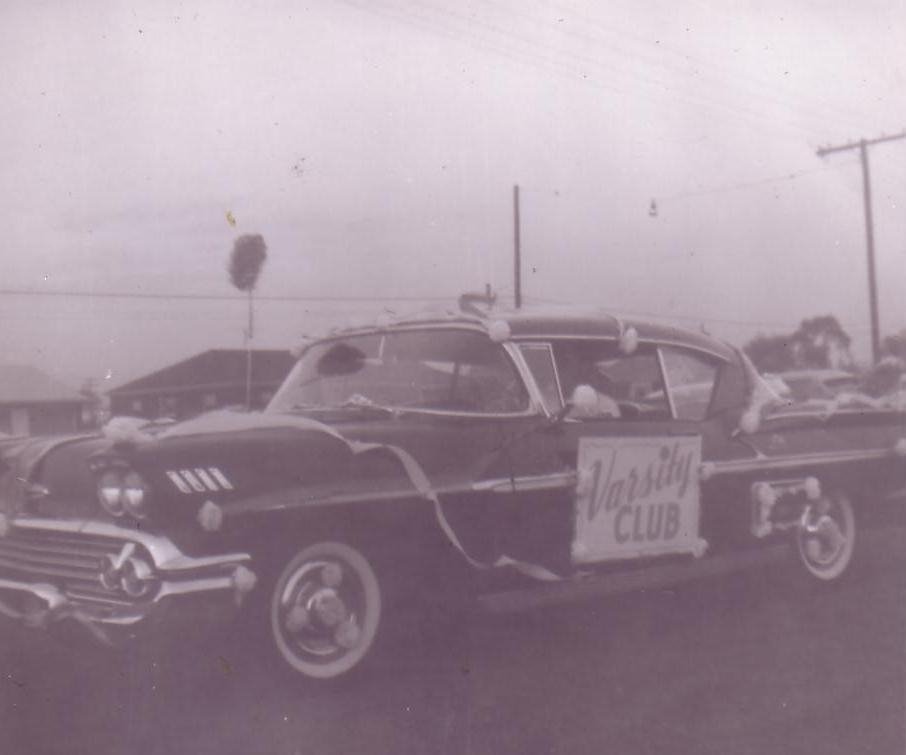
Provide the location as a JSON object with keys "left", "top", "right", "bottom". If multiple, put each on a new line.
{"left": 799, "top": 495, "right": 852, "bottom": 571}
{"left": 277, "top": 559, "right": 366, "bottom": 659}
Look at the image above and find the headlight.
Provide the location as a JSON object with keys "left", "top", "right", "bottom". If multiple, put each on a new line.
{"left": 122, "top": 471, "right": 149, "bottom": 519}
{"left": 96, "top": 468, "right": 149, "bottom": 519}
{"left": 98, "top": 470, "right": 125, "bottom": 516}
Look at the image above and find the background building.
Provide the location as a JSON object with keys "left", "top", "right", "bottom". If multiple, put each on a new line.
{"left": 0, "top": 365, "right": 91, "bottom": 436}
{"left": 107, "top": 349, "right": 295, "bottom": 421}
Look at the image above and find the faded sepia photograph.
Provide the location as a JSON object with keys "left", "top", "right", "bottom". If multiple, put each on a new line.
{"left": 1, "top": 2, "right": 905, "bottom": 753}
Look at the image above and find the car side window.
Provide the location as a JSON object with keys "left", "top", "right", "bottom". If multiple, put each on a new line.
{"left": 551, "top": 340, "right": 670, "bottom": 421}
{"left": 518, "top": 343, "right": 564, "bottom": 412}
{"left": 659, "top": 346, "right": 720, "bottom": 420}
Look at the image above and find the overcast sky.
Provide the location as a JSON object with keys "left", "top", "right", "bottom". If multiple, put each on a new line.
{"left": 1, "top": 0, "right": 905, "bottom": 391}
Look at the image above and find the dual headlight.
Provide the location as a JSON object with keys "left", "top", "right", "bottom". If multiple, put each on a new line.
{"left": 97, "top": 468, "right": 149, "bottom": 519}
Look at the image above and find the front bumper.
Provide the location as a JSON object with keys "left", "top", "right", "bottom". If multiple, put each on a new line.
{"left": 0, "top": 515, "right": 256, "bottom": 643}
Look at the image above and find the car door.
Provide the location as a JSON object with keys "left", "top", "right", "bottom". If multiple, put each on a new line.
{"left": 493, "top": 338, "right": 729, "bottom": 574}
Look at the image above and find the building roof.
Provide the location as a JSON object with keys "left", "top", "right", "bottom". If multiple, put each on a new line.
{"left": 109, "top": 349, "right": 295, "bottom": 397}
{"left": 0, "top": 365, "right": 86, "bottom": 405}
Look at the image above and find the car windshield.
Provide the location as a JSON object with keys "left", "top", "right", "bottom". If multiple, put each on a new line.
{"left": 267, "top": 328, "right": 529, "bottom": 415}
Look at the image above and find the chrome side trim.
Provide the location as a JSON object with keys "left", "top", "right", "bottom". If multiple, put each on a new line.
{"left": 156, "top": 575, "right": 236, "bottom": 600}
{"left": 710, "top": 447, "right": 895, "bottom": 476}
{"left": 762, "top": 407, "right": 903, "bottom": 423}
{"left": 473, "top": 472, "right": 577, "bottom": 494}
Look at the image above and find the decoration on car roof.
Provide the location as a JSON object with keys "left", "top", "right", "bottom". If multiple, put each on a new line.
{"left": 619, "top": 325, "right": 639, "bottom": 355}
{"left": 102, "top": 416, "right": 156, "bottom": 446}
{"left": 612, "top": 315, "right": 638, "bottom": 355}
{"left": 488, "top": 319, "right": 512, "bottom": 343}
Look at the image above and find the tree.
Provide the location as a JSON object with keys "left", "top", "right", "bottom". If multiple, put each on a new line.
{"left": 744, "top": 315, "right": 853, "bottom": 373}
{"left": 790, "top": 315, "right": 853, "bottom": 369}
{"left": 882, "top": 329, "right": 906, "bottom": 361}
{"left": 228, "top": 234, "right": 268, "bottom": 410}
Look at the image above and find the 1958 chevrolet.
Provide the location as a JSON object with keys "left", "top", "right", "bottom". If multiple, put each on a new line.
{"left": 1, "top": 303, "right": 904, "bottom": 682}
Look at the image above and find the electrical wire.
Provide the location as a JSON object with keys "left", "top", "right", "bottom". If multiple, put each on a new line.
{"left": 525, "top": 0, "right": 870, "bottom": 131}
{"left": 397, "top": 0, "right": 826, "bottom": 140}
{"left": 653, "top": 158, "right": 858, "bottom": 204}
{"left": 341, "top": 0, "right": 825, "bottom": 143}
{"left": 0, "top": 289, "right": 454, "bottom": 303}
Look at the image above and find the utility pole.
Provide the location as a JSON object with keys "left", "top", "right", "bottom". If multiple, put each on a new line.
{"left": 816, "top": 130, "right": 906, "bottom": 364}
{"left": 513, "top": 184, "right": 522, "bottom": 309}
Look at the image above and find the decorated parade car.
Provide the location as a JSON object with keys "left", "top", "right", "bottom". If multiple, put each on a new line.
{"left": 1, "top": 301, "right": 905, "bottom": 682}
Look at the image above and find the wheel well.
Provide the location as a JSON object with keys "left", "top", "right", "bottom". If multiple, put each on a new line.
{"left": 237, "top": 497, "right": 447, "bottom": 577}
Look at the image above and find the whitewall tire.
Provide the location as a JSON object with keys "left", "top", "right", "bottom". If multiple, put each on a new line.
{"left": 795, "top": 491, "right": 856, "bottom": 582}
{"left": 269, "top": 541, "right": 383, "bottom": 681}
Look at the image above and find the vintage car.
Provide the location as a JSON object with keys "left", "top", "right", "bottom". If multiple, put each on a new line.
{"left": 1, "top": 303, "right": 905, "bottom": 682}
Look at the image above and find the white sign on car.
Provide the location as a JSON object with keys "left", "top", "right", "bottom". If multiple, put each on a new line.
{"left": 572, "top": 435, "right": 707, "bottom": 563}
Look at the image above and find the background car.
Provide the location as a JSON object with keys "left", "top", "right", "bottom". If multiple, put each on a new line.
{"left": 778, "top": 368, "right": 861, "bottom": 402}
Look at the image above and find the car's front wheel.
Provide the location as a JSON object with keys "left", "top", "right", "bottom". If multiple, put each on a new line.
{"left": 268, "top": 540, "right": 383, "bottom": 681}
{"left": 795, "top": 490, "right": 856, "bottom": 581}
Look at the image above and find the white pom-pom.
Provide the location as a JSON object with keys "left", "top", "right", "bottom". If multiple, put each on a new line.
{"left": 754, "top": 482, "right": 777, "bottom": 509}
{"left": 103, "top": 416, "right": 152, "bottom": 445}
{"left": 231, "top": 565, "right": 257, "bottom": 594}
{"left": 804, "top": 476, "right": 821, "bottom": 500}
{"left": 739, "top": 407, "right": 761, "bottom": 435}
{"left": 619, "top": 326, "right": 639, "bottom": 354}
{"left": 571, "top": 384, "right": 599, "bottom": 416}
{"left": 691, "top": 538, "right": 709, "bottom": 558}
{"left": 488, "top": 319, "right": 511, "bottom": 343}
{"left": 698, "top": 462, "right": 715, "bottom": 482}
{"left": 894, "top": 438, "right": 906, "bottom": 457}
{"left": 285, "top": 605, "right": 310, "bottom": 633}
{"left": 197, "top": 500, "right": 224, "bottom": 532}
{"left": 335, "top": 617, "right": 362, "bottom": 649}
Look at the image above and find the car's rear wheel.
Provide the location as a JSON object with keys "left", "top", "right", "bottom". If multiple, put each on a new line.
{"left": 268, "top": 540, "right": 383, "bottom": 681}
{"left": 795, "top": 490, "right": 856, "bottom": 581}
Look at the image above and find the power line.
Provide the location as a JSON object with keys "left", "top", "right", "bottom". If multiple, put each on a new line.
{"left": 343, "top": 0, "right": 823, "bottom": 143}
{"left": 652, "top": 160, "right": 856, "bottom": 206}
{"left": 527, "top": 0, "right": 869, "bottom": 132}
{"left": 0, "top": 289, "right": 454, "bottom": 303}
{"left": 403, "top": 0, "right": 826, "bottom": 140}
{"left": 816, "top": 129, "right": 906, "bottom": 363}
{"left": 476, "top": 0, "right": 867, "bottom": 135}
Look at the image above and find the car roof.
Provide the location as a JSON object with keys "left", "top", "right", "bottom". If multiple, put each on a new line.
{"left": 311, "top": 304, "right": 738, "bottom": 363}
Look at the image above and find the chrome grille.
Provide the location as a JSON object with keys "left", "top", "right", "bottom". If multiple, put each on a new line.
{"left": 0, "top": 528, "right": 149, "bottom": 604}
